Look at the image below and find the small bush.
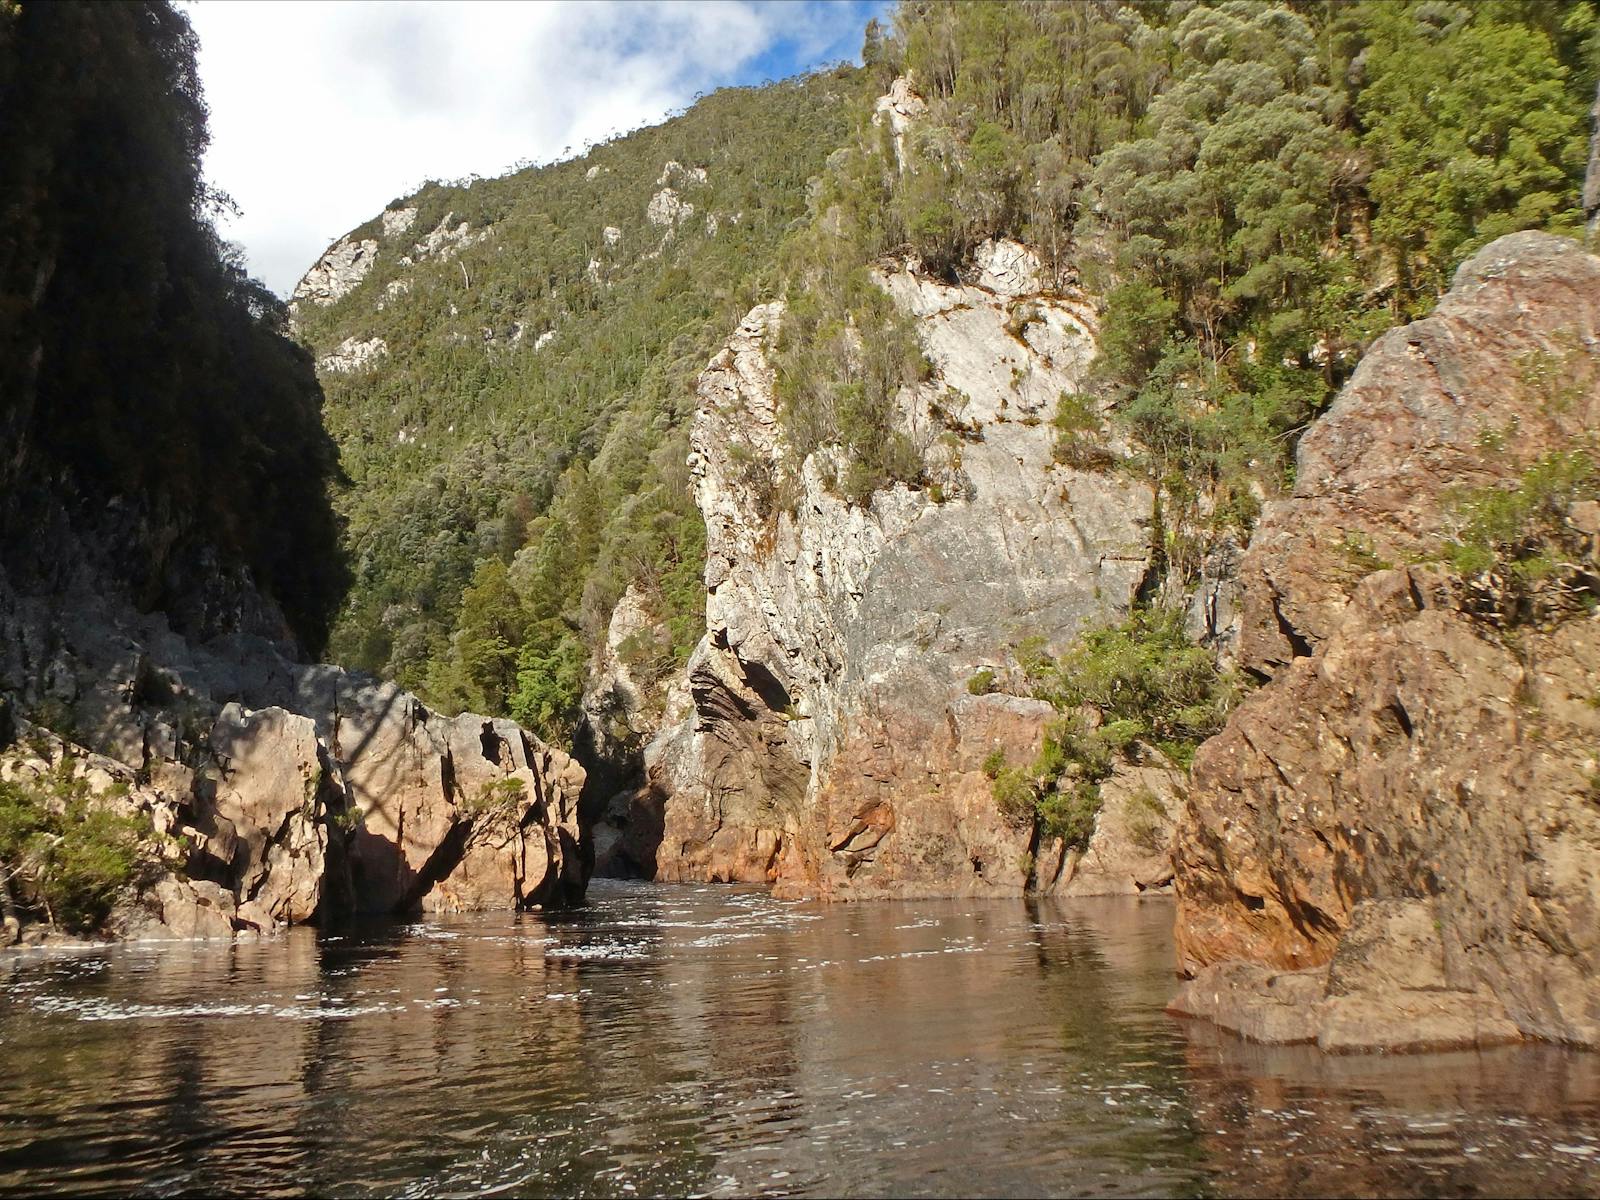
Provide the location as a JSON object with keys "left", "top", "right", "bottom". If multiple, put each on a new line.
{"left": 1339, "top": 531, "right": 1392, "bottom": 575}
{"left": 1052, "top": 391, "right": 1119, "bottom": 471}
{"left": 1036, "top": 784, "right": 1102, "bottom": 847}
{"left": 992, "top": 604, "right": 1239, "bottom": 848}
{"left": 462, "top": 777, "right": 526, "bottom": 818}
{"left": 1440, "top": 451, "right": 1600, "bottom": 626}
{"left": 967, "top": 667, "right": 997, "bottom": 696}
{"left": 991, "top": 766, "right": 1036, "bottom": 828}
{"left": 1123, "top": 785, "right": 1168, "bottom": 853}
{"left": 0, "top": 760, "right": 157, "bottom": 933}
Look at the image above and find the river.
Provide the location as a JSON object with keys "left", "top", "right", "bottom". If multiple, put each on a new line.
{"left": 1, "top": 882, "right": 1597, "bottom": 1197}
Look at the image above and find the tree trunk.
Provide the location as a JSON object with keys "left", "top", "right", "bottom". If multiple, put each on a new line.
{"left": 1585, "top": 77, "right": 1600, "bottom": 237}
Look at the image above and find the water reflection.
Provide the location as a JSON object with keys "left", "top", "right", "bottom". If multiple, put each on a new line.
{"left": 0, "top": 884, "right": 1596, "bottom": 1197}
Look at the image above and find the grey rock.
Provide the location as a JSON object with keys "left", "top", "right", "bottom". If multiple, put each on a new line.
{"left": 651, "top": 244, "right": 1156, "bottom": 897}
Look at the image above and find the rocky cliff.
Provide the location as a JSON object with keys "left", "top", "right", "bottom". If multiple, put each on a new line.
{"left": 0, "top": 520, "right": 587, "bottom": 945}
{"left": 608, "top": 237, "right": 1180, "bottom": 898}
{"left": 1, "top": 544, "right": 588, "bottom": 947}
{"left": 1170, "top": 232, "right": 1600, "bottom": 1051}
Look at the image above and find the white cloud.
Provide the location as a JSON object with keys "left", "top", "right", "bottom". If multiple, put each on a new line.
{"left": 182, "top": 0, "right": 877, "bottom": 296}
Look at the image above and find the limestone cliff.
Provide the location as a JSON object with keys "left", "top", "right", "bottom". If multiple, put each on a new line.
{"left": 621, "top": 239, "right": 1174, "bottom": 898}
{"left": 1170, "top": 233, "right": 1600, "bottom": 1051}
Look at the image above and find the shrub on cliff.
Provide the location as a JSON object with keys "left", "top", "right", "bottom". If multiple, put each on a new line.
{"left": 0, "top": 760, "right": 158, "bottom": 934}
{"left": 991, "top": 606, "right": 1241, "bottom": 849}
{"left": 773, "top": 268, "right": 933, "bottom": 509}
{"left": 1442, "top": 450, "right": 1600, "bottom": 626}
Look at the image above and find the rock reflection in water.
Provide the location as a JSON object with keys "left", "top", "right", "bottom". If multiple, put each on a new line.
{"left": 0, "top": 883, "right": 1596, "bottom": 1198}
{"left": 1181, "top": 1023, "right": 1600, "bottom": 1198}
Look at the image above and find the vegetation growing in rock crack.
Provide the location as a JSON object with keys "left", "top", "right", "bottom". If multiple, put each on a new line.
{"left": 987, "top": 606, "right": 1240, "bottom": 849}
{"left": 1441, "top": 450, "right": 1600, "bottom": 626}
{"left": 0, "top": 759, "right": 159, "bottom": 934}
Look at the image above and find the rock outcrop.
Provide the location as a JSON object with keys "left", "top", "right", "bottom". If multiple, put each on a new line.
{"left": 641, "top": 239, "right": 1159, "bottom": 897}
{"left": 317, "top": 335, "right": 387, "bottom": 374}
{"left": 0, "top": 535, "right": 587, "bottom": 944}
{"left": 291, "top": 235, "right": 378, "bottom": 310}
{"left": 873, "top": 76, "right": 928, "bottom": 173}
{"left": 1170, "top": 232, "right": 1600, "bottom": 1051}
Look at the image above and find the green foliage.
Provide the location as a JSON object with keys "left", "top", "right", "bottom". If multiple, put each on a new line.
{"left": 990, "top": 764, "right": 1037, "bottom": 828}
{"left": 1339, "top": 532, "right": 1394, "bottom": 577}
{"left": 0, "top": 2, "right": 346, "bottom": 652}
{"left": 300, "top": 68, "right": 866, "bottom": 724}
{"left": 0, "top": 761, "right": 156, "bottom": 933}
{"left": 302, "top": 0, "right": 1598, "bottom": 747}
{"left": 1031, "top": 606, "right": 1241, "bottom": 765}
{"left": 461, "top": 777, "right": 526, "bottom": 818}
{"left": 508, "top": 619, "right": 589, "bottom": 746}
{"left": 1441, "top": 451, "right": 1600, "bottom": 625}
{"left": 993, "top": 605, "right": 1240, "bottom": 849}
{"left": 1123, "top": 786, "right": 1168, "bottom": 853}
{"left": 772, "top": 269, "right": 933, "bottom": 508}
{"left": 893, "top": 0, "right": 1162, "bottom": 269}
{"left": 1359, "top": 1, "right": 1593, "bottom": 311}
{"left": 966, "top": 667, "right": 997, "bottom": 696}
{"left": 1052, "top": 392, "right": 1117, "bottom": 471}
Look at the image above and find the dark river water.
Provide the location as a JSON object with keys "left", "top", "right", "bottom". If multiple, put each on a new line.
{"left": 1, "top": 882, "right": 1598, "bottom": 1198}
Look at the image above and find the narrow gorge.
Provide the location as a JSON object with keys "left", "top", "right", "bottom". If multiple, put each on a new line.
{"left": 5, "top": 4, "right": 1600, "bottom": 1193}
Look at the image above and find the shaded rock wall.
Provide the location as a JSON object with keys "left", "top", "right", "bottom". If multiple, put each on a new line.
{"left": 0, "top": 534, "right": 587, "bottom": 943}
{"left": 1171, "top": 232, "right": 1600, "bottom": 1050}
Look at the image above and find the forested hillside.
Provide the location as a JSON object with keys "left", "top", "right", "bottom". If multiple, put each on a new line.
{"left": 301, "top": 0, "right": 1597, "bottom": 752}
{"left": 0, "top": 0, "right": 344, "bottom": 651}
{"left": 293, "top": 71, "right": 868, "bottom": 736}
{"left": 784, "top": 0, "right": 1597, "bottom": 586}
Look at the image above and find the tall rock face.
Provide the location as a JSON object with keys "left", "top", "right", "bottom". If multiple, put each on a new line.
{"left": 638, "top": 242, "right": 1156, "bottom": 897}
{"left": 1170, "top": 233, "right": 1600, "bottom": 1051}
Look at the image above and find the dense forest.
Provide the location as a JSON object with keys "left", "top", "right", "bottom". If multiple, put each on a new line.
{"left": 291, "top": 0, "right": 1598, "bottom": 748}
{"left": 0, "top": 0, "right": 345, "bottom": 651}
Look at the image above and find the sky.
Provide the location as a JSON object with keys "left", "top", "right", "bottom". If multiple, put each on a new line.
{"left": 183, "top": 0, "right": 889, "bottom": 297}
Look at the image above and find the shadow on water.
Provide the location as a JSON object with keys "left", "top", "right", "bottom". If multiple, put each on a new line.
{"left": 0, "top": 887, "right": 1597, "bottom": 1197}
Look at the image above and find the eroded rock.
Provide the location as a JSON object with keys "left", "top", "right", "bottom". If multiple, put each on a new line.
{"left": 650, "top": 247, "right": 1155, "bottom": 897}
{"left": 292, "top": 236, "right": 378, "bottom": 309}
{"left": 1172, "top": 233, "right": 1600, "bottom": 1050}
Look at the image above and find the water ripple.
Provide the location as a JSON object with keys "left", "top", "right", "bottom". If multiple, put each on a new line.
{"left": 2, "top": 883, "right": 1598, "bottom": 1197}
